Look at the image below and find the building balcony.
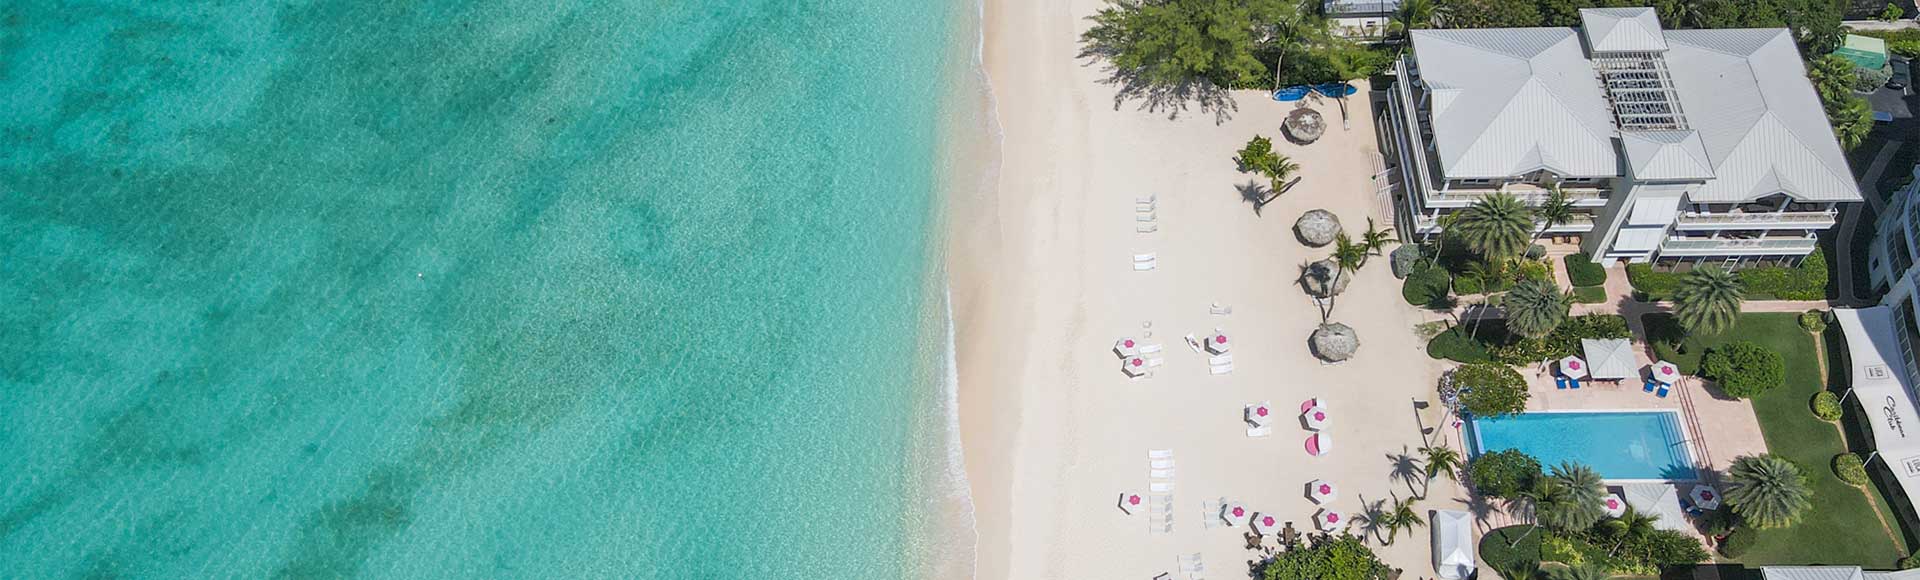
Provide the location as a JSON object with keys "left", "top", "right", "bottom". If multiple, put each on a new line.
{"left": 1424, "top": 185, "right": 1611, "bottom": 208}
{"left": 1413, "top": 214, "right": 1596, "bottom": 235}
{"left": 1673, "top": 210, "right": 1837, "bottom": 230}
{"left": 1658, "top": 235, "right": 1819, "bottom": 257}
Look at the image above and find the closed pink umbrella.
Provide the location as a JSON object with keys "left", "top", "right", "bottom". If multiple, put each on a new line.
{"left": 1223, "top": 500, "right": 1251, "bottom": 526}
{"left": 1252, "top": 512, "right": 1281, "bottom": 536}
{"left": 1114, "top": 337, "right": 1141, "bottom": 358}
{"left": 1308, "top": 479, "right": 1338, "bottom": 504}
{"left": 1601, "top": 493, "right": 1626, "bottom": 517}
{"left": 1302, "top": 405, "right": 1330, "bottom": 431}
{"left": 1559, "top": 355, "right": 1588, "bottom": 380}
{"left": 1207, "top": 331, "right": 1231, "bottom": 354}
{"left": 1122, "top": 357, "right": 1148, "bottom": 378}
{"left": 1652, "top": 360, "right": 1680, "bottom": 384}
{"left": 1315, "top": 508, "right": 1347, "bottom": 532}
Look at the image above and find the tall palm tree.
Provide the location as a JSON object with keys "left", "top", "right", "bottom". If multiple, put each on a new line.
{"left": 1421, "top": 444, "right": 1463, "bottom": 499}
{"left": 1427, "top": 212, "right": 1461, "bottom": 270}
{"left": 1507, "top": 477, "right": 1565, "bottom": 547}
{"left": 1453, "top": 193, "right": 1534, "bottom": 260}
{"left": 1361, "top": 218, "right": 1397, "bottom": 259}
{"left": 1542, "top": 462, "right": 1605, "bottom": 532}
{"left": 1530, "top": 185, "right": 1575, "bottom": 245}
{"left": 1603, "top": 505, "right": 1659, "bottom": 557}
{"left": 1546, "top": 563, "right": 1612, "bottom": 580}
{"left": 1265, "top": 154, "right": 1300, "bottom": 197}
{"left": 1673, "top": 266, "right": 1745, "bottom": 336}
{"left": 1834, "top": 98, "right": 1873, "bottom": 151}
{"left": 1322, "top": 232, "right": 1369, "bottom": 322}
{"left": 1505, "top": 278, "right": 1572, "bottom": 340}
{"left": 1382, "top": 496, "right": 1426, "bottom": 545}
{"left": 1725, "top": 454, "right": 1813, "bottom": 529}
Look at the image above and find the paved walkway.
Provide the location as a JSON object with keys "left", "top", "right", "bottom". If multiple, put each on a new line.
{"left": 1835, "top": 140, "right": 1904, "bottom": 304}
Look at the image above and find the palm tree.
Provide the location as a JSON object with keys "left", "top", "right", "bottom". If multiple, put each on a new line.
{"left": 1530, "top": 185, "right": 1575, "bottom": 245}
{"left": 1397, "top": 0, "right": 1437, "bottom": 34}
{"left": 1673, "top": 266, "right": 1744, "bottom": 336}
{"left": 1545, "top": 563, "right": 1612, "bottom": 580}
{"left": 1834, "top": 98, "right": 1873, "bottom": 151}
{"left": 1493, "top": 559, "right": 1540, "bottom": 580}
{"left": 1322, "top": 232, "right": 1369, "bottom": 322}
{"left": 1453, "top": 193, "right": 1534, "bottom": 260}
{"left": 1725, "top": 454, "right": 1813, "bottom": 529}
{"left": 1426, "top": 212, "right": 1461, "bottom": 270}
{"left": 1541, "top": 462, "right": 1605, "bottom": 532}
{"left": 1602, "top": 505, "right": 1659, "bottom": 557}
{"left": 1361, "top": 218, "right": 1397, "bottom": 259}
{"left": 1262, "top": 155, "right": 1301, "bottom": 202}
{"left": 1507, "top": 477, "right": 1565, "bottom": 547}
{"left": 1505, "top": 277, "right": 1572, "bottom": 340}
{"left": 1389, "top": 446, "right": 1425, "bottom": 498}
{"left": 1421, "top": 444, "right": 1464, "bottom": 499}
{"left": 1382, "top": 496, "right": 1426, "bottom": 545}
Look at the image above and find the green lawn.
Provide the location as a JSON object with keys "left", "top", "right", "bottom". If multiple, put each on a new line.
{"left": 1643, "top": 313, "right": 1904, "bottom": 566}
{"left": 1571, "top": 285, "right": 1607, "bottom": 304}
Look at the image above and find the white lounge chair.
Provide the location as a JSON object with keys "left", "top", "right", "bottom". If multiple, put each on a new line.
{"left": 1147, "top": 357, "right": 1166, "bottom": 368}
{"left": 1137, "top": 223, "right": 1158, "bottom": 233}
{"left": 1201, "top": 500, "right": 1222, "bottom": 529}
{"left": 1184, "top": 333, "right": 1203, "bottom": 353}
{"left": 1150, "top": 469, "right": 1175, "bottom": 479}
{"left": 1210, "top": 303, "right": 1232, "bottom": 315}
{"left": 1137, "top": 212, "right": 1157, "bottom": 222}
{"left": 1150, "top": 458, "right": 1175, "bottom": 469}
{"left": 1137, "top": 193, "right": 1157, "bottom": 205}
{"left": 1150, "top": 482, "right": 1172, "bottom": 493}
{"left": 1210, "top": 364, "right": 1234, "bottom": 375}
{"left": 1208, "top": 354, "right": 1233, "bottom": 366}
{"left": 1140, "top": 343, "right": 1164, "bottom": 354}
{"left": 1134, "top": 252, "right": 1157, "bottom": 262}
{"left": 1149, "top": 449, "right": 1173, "bottom": 459}
{"left": 1134, "top": 260, "right": 1156, "bottom": 271}
{"left": 1246, "top": 425, "right": 1271, "bottom": 438}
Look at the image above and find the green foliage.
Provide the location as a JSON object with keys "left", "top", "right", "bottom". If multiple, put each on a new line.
{"left": 1630, "top": 254, "right": 1825, "bottom": 302}
{"left": 1563, "top": 254, "right": 1607, "bottom": 287}
{"left": 1454, "top": 363, "right": 1530, "bottom": 417}
{"left": 1833, "top": 452, "right": 1869, "bottom": 486}
{"left": 1505, "top": 278, "right": 1572, "bottom": 340}
{"left": 1624, "top": 264, "right": 1680, "bottom": 301}
{"left": 1543, "top": 563, "right": 1608, "bottom": 580}
{"left": 1428, "top": 327, "right": 1494, "bottom": 362}
{"left": 1424, "top": 444, "right": 1465, "bottom": 483}
{"left": 1237, "top": 135, "right": 1278, "bottom": 173}
{"left": 1471, "top": 449, "right": 1542, "bottom": 498}
{"left": 1454, "top": 274, "right": 1487, "bottom": 295}
{"left": 1277, "top": 41, "right": 1398, "bottom": 86}
{"left": 1810, "top": 54, "right": 1875, "bottom": 150}
{"left": 1438, "top": 0, "right": 1544, "bottom": 28}
{"left": 1799, "top": 309, "right": 1829, "bottom": 333}
{"left": 1434, "top": 0, "right": 1843, "bottom": 53}
{"left": 1454, "top": 193, "right": 1535, "bottom": 260}
{"left": 1856, "top": 66, "right": 1894, "bottom": 92}
{"left": 1674, "top": 266, "right": 1744, "bottom": 336}
{"left": 1702, "top": 341, "right": 1784, "bottom": 399}
{"left": 1811, "top": 391, "right": 1842, "bottom": 421}
{"left": 1259, "top": 533, "right": 1391, "bottom": 580}
{"left": 1570, "top": 286, "right": 1607, "bottom": 304}
{"left": 1404, "top": 263, "right": 1455, "bottom": 308}
{"left": 1882, "top": 3, "right": 1905, "bottom": 22}
{"left": 1900, "top": 555, "right": 1920, "bottom": 570}
{"left": 1725, "top": 454, "right": 1813, "bottom": 529}
{"left": 1720, "top": 525, "right": 1757, "bottom": 558}
{"left": 1851, "top": 29, "right": 1920, "bottom": 59}
{"left": 1082, "top": 0, "right": 1297, "bottom": 88}
{"left": 1539, "top": 536, "right": 1587, "bottom": 567}
{"left": 1627, "top": 528, "right": 1710, "bottom": 566}
{"left": 1699, "top": 508, "right": 1737, "bottom": 537}
{"left": 1539, "top": 463, "right": 1606, "bottom": 532}
{"left": 1480, "top": 526, "right": 1543, "bottom": 577}
{"left": 1488, "top": 315, "right": 1631, "bottom": 366}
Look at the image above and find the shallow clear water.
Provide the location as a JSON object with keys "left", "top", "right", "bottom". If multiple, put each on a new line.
{"left": 0, "top": 1, "right": 974, "bottom": 577}
{"left": 1469, "top": 412, "right": 1696, "bottom": 480}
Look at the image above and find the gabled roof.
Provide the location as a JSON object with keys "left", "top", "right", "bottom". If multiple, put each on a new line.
{"left": 1622, "top": 130, "right": 1714, "bottom": 180}
{"left": 1662, "top": 29, "right": 1863, "bottom": 203}
{"left": 1410, "top": 29, "right": 1619, "bottom": 179}
{"left": 1581, "top": 7, "right": 1668, "bottom": 52}
{"left": 1581, "top": 338, "right": 1636, "bottom": 379}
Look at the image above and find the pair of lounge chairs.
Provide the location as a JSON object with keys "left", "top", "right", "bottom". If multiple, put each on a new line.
{"left": 1642, "top": 379, "right": 1671, "bottom": 398}
{"left": 1554, "top": 375, "right": 1582, "bottom": 389}
{"left": 1134, "top": 252, "right": 1157, "bottom": 271}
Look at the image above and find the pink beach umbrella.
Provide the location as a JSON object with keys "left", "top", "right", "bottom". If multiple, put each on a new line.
{"left": 1247, "top": 401, "right": 1274, "bottom": 427}
{"left": 1223, "top": 500, "right": 1251, "bottom": 526}
{"left": 1121, "top": 493, "right": 1143, "bottom": 515}
{"left": 1207, "top": 331, "right": 1231, "bottom": 354}
{"left": 1315, "top": 508, "right": 1347, "bottom": 532}
{"left": 1305, "top": 432, "right": 1332, "bottom": 457}
{"left": 1252, "top": 512, "right": 1280, "bottom": 536}
{"left": 1308, "top": 479, "right": 1339, "bottom": 504}
{"left": 1558, "top": 355, "right": 1588, "bottom": 380}
{"left": 1114, "top": 337, "right": 1140, "bottom": 358}
{"left": 1601, "top": 493, "right": 1626, "bottom": 518}
{"left": 1690, "top": 485, "right": 1721, "bottom": 511}
{"left": 1653, "top": 360, "right": 1680, "bottom": 384}
{"left": 1122, "top": 357, "right": 1148, "bottom": 378}
{"left": 1302, "top": 405, "right": 1330, "bottom": 431}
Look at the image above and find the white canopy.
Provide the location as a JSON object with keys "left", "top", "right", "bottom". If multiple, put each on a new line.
{"left": 1582, "top": 338, "right": 1637, "bottom": 380}
{"left": 1834, "top": 308, "right": 1920, "bottom": 515}
{"left": 1623, "top": 483, "right": 1691, "bottom": 532}
{"left": 1432, "top": 509, "right": 1476, "bottom": 580}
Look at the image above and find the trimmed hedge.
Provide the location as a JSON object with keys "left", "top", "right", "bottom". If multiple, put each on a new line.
{"left": 1403, "top": 264, "right": 1453, "bottom": 307}
{"left": 1564, "top": 253, "right": 1607, "bottom": 287}
{"left": 1626, "top": 264, "right": 1683, "bottom": 300}
{"left": 1800, "top": 310, "right": 1829, "bottom": 332}
{"left": 1625, "top": 251, "right": 1828, "bottom": 301}
{"left": 1571, "top": 286, "right": 1607, "bottom": 304}
{"left": 1834, "top": 453, "right": 1869, "bottom": 486}
{"left": 1812, "top": 391, "right": 1842, "bottom": 421}
{"left": 1720, "top": 526, "right": 1757, "bottom": 558}
{"left": 1428, "top": 327, "right": 1493, "bottom": 362}
{"left": 1702, "top": 341, "right": 1785, "bottom": 399}
{"left": 1454, "top": 274, "right": 1486, "bottom": 295}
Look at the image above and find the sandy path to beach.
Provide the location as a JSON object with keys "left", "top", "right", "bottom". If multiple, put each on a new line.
{"left": 949, "top": 0, "right": 1468, "bottom": 578}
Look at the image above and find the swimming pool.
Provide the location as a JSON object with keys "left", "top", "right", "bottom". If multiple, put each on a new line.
{"left": 1468, "top": 411, "right": 1696, "bottom": 480}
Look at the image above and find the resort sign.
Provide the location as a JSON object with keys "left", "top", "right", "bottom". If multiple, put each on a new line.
{"left": 1886, "top": 395, "right": 1910, "bottom": 440}
{"left": 1903, "top": 455, "right": 1920, "bottom": 478}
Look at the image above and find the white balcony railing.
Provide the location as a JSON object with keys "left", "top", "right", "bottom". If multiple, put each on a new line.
{"left": 1659, "top": 236, "right": 1819, "bottom": 255}
{"left": 1673, "top": 210, "right": 1838, "bottom": 227}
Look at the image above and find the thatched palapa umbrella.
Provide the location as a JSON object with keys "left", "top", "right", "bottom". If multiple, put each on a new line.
{"left": 1285, "top": 107, "right": 1326, "bottom": 144}
{"left": 1294, "top": 209, "right": 1341, "bottom": 247}
{"left": 1301, "top": 259, "right": 1350, "bottom": 298}
{"left": 1311, "top": 323, "right": 1359, "bottom": 362}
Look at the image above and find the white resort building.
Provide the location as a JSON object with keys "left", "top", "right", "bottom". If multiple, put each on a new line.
{"left": 1379, "top": 7, "right": 1862, "bottom": 268}
{"left": 1324, "top": 0, "right": 1398, "bottom": 40}
{"left": 1838, "top": 166, "right": 1920, "bottom": 536}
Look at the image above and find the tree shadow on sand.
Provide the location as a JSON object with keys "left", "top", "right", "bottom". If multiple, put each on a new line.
{"left": 1237, "top": 180, "right": 1272, "bottom": 214}
{"left": 1078, "top": 47, "right": 1238, "bottom": 124}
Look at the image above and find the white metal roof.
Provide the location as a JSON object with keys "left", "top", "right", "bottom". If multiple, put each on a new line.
{"left": 1410, "top": 28, "right": 1620, "bottom": 179}
{"left": 1622, "top": 130, "right": 1714, "bottom": 180}
{"left": 1663, "top": 29, "right": 1863, "bottom": 203}
{"left": 1431, "top": 510, "right": 1475, "bottom": 580}
{"left": 1764, "top": 567, "right": 1867, "bottom": 580}
{"left": 1581, "top": 7, "right": 1668, "bottom": 52}
{"left": 1621, "top": 483, "right": 1690, "bottom": 532}
{"left": 1833, "top": 308, "right": 1920, "bottom": 519}
{"left": 1581, "top": 338, "right": 1637, "bottom": 379}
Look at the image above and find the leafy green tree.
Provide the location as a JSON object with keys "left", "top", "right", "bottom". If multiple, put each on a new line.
{"left": 1885, "top": 4, "right": 1907, "bottom": 22}
{"left": 1532, "top": 186, "right": 1575, "bottom": 244}
{"left": 1259, "top": 533, "right": 1391, "bottom": 580}
{"left": 1545, "top": 563, "right": 1612, "bottom": 580}
{"left": 1602, "top": 505, "right": 1660, "bottom": 557}
{"left": 1454, "top": 193, "right": 1534, "bottom": 260}
{"left": 1470, "top": 449, "right": 1542, "bottom": 498}
{"left": 1672, "top": 266, "right": 1744, "bottom": 335}
{"left": 1381, "top": 496, "right": 1425, "bottom": 545}
{"left": 1422, "top": 444, "right": 1464, "bottom": 498}
{"left": 1453, "top": 362, "right": 1530, "bottom": 417}
{"left": 1725, "top": 454, "right": 1813, "bottom": 529}
{"left": 1438, "top": 0, "right": 1545, "bottom": 28}
{"left": 1541, "top": 462, "right": 1606, "bottom": 532}
{"left": 1832, "top": 96, "right": 1873, "bottom": 151}
{"left": 1082, "top": 0, "right": 1300, "bottom": 88}
{"left": 1702, "top": 341, "right": 1785, "bottom": 398}
{"left": 1237, "top": 135, "right": 1279, "bottom": 173}
{"left": 1398, "top": 0, "right": 1439, "bottom": 34}
{"left": 1504, "top": 278, "right": 1572, "bottom": 340}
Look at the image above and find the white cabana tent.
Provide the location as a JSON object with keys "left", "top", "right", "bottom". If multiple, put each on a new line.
{"left": 1834, "top": 308, "right": 1920, "bottom": 517}
{"left": 1432, "top": 509, "right": 1476, "bottom": 580}
{"left": 1622, "top": 483, "right": 1691, "bottom": 532}
{"left": 1582, "top": 338, "right": 1637, "bottom": 380}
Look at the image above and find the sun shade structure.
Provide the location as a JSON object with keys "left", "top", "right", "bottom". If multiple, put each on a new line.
{"left": 1431, "top": 509, "right": 1476, "bottom": 580}
{"left": 1295, "top": 210, "right": 1342, "bottom": 247}
{"left": 1114, "top": 337, "right": 1140, "bottom": 358}
{"left": 1558, "top": 355, "right": 1588, "bottom": 380}
{"left": 1311, "top": 323, "right": 1359, "bottom": 362}
{"left": 1247, "top": 402, "right": 1275, "bottom": 427}
{"left": 1601, "top": 493, "right": 1627, "bottom": 517}
{"left": 1302, "top": 404, "right": 1330, "bottom": 431}
{"left": 1285, "top": 108, "right": 1327, "bottom": 144}
{"left": 1622, "top": 483, "right": 1691, "bottom": 532}
{"left": 1689, "top": 485, "right": 1721, "bottom": 510}
{"left": 1224, "top": 501, "right": 1251, "bottom": 525}
{"left": 1122, "top": 357, "right": 1149, "bottom": 377}
{"left": 1651, "top": 360, "right": 1680, "bottom": 383}
{"left": 1315, "top": 508, "right": 1348, "bottom": 531}
{"left": 1252, "top": 512, "right": 1282, "bottom": 535}
{"left": 1833, "top": 308, "right": 1920, "bottom": 520}
{"left": 1303, "top": 259, "right": 1351, "bottom": 298}
{"left": 1838, "top": 34, "right": 1889, "bottom": 71}
{"left": 1581, "top": 338, "right": 1636, "bottom": 380}
{"left": 1308, "top": 480, "right": 1339, "bottom": 504}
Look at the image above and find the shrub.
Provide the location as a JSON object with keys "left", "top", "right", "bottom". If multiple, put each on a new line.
{"left": 1856, "top": 66, "right": 1893, "bottom": 92}
{"left": 1800, "top": 309, "right": 1829, "bottom": 332}
{"left": 1719, "top": 526, "right": 1757, "bottom": 558}
{"left": 1517, "top": 260, "right": 1551, "bottom": 283}
{"left": 1702, "top": 341, "right": 1785, "bottom": 399}
{"left": 1884, "top": 3, "right": 1906, "bottom": 21}
{"left": 1738, "top": 250, "right": 1828, "bottom": 300}
{"left": 1455, "top": 274, "right": 1486, "bottom": 295}
{"left": 1525, "top": 244, "right": 1547, "bottom": 259}
{"left": 1428, "top": 327, "right": 1494, "bottom": 362}
{"left": 1489, "top": 315, "right": 1631, "bottom": 365}
{"left": 1626, "top": 264, "right": 1681, "bottom": 300}
{"left": 1900, "top": 555, "right": 1920, "bottom": 570}
{"left": 1563, "top": 254, "right": 1607, "bottom": 287}
{"left": 1391, "top": 245, "right": 1423, "bottom": 279}
{"left": 1812, "top": 391, "right": 1843, "bottom": 421}
{"left": 1259, "top": 533, "right": 1390, "bottom": 580}
{"left": 1404, "top": 264, "right": 1453, "bottom": 307}
{"left": 1634, "top": 529, "right": 1710, "bottom": 566}
{"left": 1853, "top": 29, "right": 1920, "bottom": 59}
{"left": 1835, "top": 453, "right": 1870, "bottom": 486}
{"left": 1539, "top": 536, "right": 1585, "bottom": 566}
{"left": 1454, "top": 363, "right": 1529, "bottom": 417}
{"left": 1471, "top": 449, "right": 1541, "bottom": 498}
{"left": 1700, "top": 508, "right": 1737, "bottom": 537}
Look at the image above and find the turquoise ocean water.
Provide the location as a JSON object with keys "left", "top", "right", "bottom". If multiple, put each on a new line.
{"left": 0, "top": 0, "right": 981, "bottom": 577}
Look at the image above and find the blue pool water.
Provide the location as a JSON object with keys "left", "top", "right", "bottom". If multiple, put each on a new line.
{"left": 1470, "top": 412, "right": 1696, "bottom": 480}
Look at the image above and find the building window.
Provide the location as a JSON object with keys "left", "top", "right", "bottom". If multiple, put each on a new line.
{"left": 1896, "top": 297, "right": 1920, "bottom": 388}
{"left": 1460, "top": 179, "right": 1492, "bottom": 185}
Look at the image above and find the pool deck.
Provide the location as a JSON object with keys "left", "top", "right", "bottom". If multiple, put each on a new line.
{"left": 1517, "top": 363, "right": 1768, "bottom": 481}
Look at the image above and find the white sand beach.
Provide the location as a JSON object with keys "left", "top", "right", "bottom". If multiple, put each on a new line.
{"left": 950, "top": 0, "right": 1471, "bottom": 578}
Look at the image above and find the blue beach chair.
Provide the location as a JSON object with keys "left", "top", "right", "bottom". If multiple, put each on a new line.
{"left": 1656, "top": 383, "right": 1671, "bottom": 398}
{"left": 1555, "top": 376, "right": 1568, "bottom": 390}
{"left": 1569, "top": 377, "right": 1581, "bottom": 389}
{"left": 1644, "top": 379, "right": 1658, "bottom": 393}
